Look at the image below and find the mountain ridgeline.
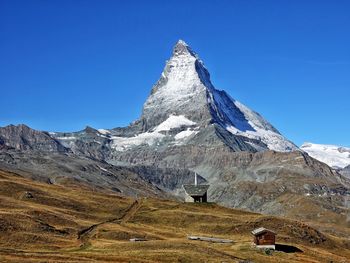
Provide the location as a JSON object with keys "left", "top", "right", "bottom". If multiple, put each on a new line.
{"left": 0, "top": 40, "right": 349, "bottom": 228}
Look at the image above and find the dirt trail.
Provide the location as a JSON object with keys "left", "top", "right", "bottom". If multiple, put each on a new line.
{"left": 77, "top": 198, "right": 143, "bottom": 248}
{"left": 120, "top": 198, "right": 143, "bottom": 224}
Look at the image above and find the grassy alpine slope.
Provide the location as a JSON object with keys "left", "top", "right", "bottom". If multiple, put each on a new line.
{"left": 0, "top": 169, "right": 349, "bottom": 262}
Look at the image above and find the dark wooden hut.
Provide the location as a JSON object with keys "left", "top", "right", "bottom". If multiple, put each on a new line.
{"left": 251, "top": 227, "right": 276, "bottom": 249}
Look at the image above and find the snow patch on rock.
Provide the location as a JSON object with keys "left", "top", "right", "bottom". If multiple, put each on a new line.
{"left": 98, "top": 129, "right": 111, "bottom": 135}
{"left": 153, "top": 115, "right": 196, "bottom": 132}
{"left": 55, "top": 136, "right": 77, "bottom": 140}
{"left": 174, "top": 128, "right": 199, "bottom": 140}
{"left": 111, "top": 115, "right": 197, "bottom": 151}
{"left": 212, "top": 91, "right": 297, "bottom": 152}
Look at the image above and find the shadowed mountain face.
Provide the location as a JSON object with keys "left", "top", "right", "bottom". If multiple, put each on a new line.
{"left": 341, "top": 165, "right": 350, "bottom": 178}
{"left": 0, "top": 40, "right": 349, "bottom": 228}
{"left": 0, "top": 124, "right": 68, "bottom": 153}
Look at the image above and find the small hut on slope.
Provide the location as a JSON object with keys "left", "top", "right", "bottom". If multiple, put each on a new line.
{"left": 182, "top": 173, "right": 209, "bottom": 203}
{"left": 251, "top": 227, "right": 276, "bottom": 249}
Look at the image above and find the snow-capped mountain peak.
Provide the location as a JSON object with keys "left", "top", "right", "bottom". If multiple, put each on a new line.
{"left": 140, "top": 40, "right": 213, "bottom": 128}
{"left": 301, "top": 142, "right": 350, "bottom": 169}
{"left": 52, "top": 40, "right": 297, "bottom": 153}
{"left": 173, "top": 39, "right": 195, "bottom": 57}
{"left": 138, "top": 40, "right": 297, "bottom": 152}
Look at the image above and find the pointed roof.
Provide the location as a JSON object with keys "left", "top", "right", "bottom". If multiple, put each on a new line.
{"left": 183, "top": 184, "right": 209, "bottom": 196}
{"left": 251, "top": 227, "right": 276, "bottom": 236}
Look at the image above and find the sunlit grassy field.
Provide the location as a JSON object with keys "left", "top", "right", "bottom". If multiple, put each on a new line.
{"left": 0, "top": 169, "right": 349, "bottom": 262}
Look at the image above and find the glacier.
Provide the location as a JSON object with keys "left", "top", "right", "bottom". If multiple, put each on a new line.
{"left": 301, "top": 142, "right": 350, "bottom": 168}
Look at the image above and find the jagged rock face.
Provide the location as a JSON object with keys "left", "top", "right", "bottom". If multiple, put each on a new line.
{"left": 51, "top": 126, "right": 112, "bottom": 160}
{"left": 135, "top": 40, "right": 297, "bottom": 152}
{"left": 140, "top": 40, "right": 212, "bottom": 130}
{"left": 0, "top": 148, "right": 175, "bottom": 199}
{"left": 0, "top": 124, "right": 68, "bottom": 152}
{"left": 340, "top": 165, "right": 350, "bottom": 178}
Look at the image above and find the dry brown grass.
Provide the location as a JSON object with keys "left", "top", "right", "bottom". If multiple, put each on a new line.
{"left": 0, "top": 169, "right": 349, "bottom": 262}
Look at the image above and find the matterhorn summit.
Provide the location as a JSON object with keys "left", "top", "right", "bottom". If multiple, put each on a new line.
{"left": 137, "top": 40, "right": 297, "bottom": 152}
{"left": 52, "top": 40, "right": 297, "bottom": 156}
{"left": 141, "top": 39, "right": 214, "bottom": 129}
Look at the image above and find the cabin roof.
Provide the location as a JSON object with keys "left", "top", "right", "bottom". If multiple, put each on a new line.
{"left": 251, "top": 227, "right": 276, "bottom": 236}
{"left": 183, "top": 185, "right": 209, "bottom": 196}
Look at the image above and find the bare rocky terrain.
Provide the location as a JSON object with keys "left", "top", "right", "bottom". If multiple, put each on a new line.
{"left": 341, "top": 165, "right": 350, "bottom": 178}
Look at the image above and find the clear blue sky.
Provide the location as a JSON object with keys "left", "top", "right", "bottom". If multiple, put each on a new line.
{"left": 1, "top": 0, "right": 349, "bottom": 147}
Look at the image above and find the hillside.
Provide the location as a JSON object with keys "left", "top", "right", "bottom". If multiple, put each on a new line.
{"left": 0, "top": 169, "right": 349, "bottom": 262}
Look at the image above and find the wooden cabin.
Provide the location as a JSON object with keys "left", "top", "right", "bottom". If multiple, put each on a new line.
{"left": 251, "top": 227, "right": 276, "bottom": 249}
{"left": 182, "top": 173, "right": 209, "bottom": 203}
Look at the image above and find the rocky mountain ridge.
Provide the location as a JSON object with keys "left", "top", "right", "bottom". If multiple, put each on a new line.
{"left": 0, "top": 124, "right": 68, "bottom": 153}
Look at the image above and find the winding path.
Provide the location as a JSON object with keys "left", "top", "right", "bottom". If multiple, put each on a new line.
{"left": 77, "top": 198, "right": 143, "bottom": 248}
